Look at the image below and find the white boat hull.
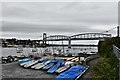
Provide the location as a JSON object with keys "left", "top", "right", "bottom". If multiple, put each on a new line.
{"left": 34, "top": 60, "right": 51, "bottom": 69}
{"left": 56, "top": 65, "right": 70, "bottom": 73}
{"left": 24, "top": 60, "right": 39, "bottom": 68}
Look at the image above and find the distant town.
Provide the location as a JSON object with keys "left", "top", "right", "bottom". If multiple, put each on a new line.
{"left": 0, "top": 38, "right": 43, "bottom": 47}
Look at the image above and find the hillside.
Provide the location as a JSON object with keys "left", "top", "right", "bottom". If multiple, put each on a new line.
{"left": 92, "top": 37, "right": 120, "bottom": 80}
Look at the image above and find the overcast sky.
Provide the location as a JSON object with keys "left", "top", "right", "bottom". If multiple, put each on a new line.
{"left": 1, "top": 2, "right": 118, "bottom": 39}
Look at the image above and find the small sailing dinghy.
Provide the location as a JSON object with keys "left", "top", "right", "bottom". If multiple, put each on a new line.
{"left": 56, "top": 65, "right": 88, "bottom": 80}
{"left": 31, "top": 59, "right": 49, "bottom": 69}
{"left": 55, "top": 64, "right": 70, "bottom": 73}
{"left": 16, "top": 45, "right": 23, "bottom": 53}
{"left": 24, "top": 59, "right": 40, "bottom": 68}
{"left": 32, "top": 48, "right": 37, "bottom": 53}
{"left": 47, "top": 61, "right": 61, "bottom": 73}
{"left": 34, "top": 60, "right": 52, "bottom": 70}
{"left": 42, "top": 59, "right": 58, "bottom": 70}
{"left": 55, "top": 61, "right": 74, "bottom": 73}
{"left": 65, "top": 61, "right": 74, "bottom": 65}
{"left": 42, "top": 63, "right": 54, "bottom": 70}
{"left": 19, "top": 58, "right": 32, "bottom": 66}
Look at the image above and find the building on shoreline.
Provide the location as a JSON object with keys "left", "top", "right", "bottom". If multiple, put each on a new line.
{"left": 0, "top": 38, "right": 42, "bottom": 48}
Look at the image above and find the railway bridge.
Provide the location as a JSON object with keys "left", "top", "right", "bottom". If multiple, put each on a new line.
{"left": 42, "top": 33, "right": 111, "bottom": 48}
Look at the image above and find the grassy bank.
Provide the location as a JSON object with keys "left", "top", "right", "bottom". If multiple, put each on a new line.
{"left": 92, "top": 37, "right": 120, "bottom": 80}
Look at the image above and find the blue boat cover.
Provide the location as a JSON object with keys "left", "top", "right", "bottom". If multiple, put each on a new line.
{"left": 42, "top": 63, "right": 54, "bottom": 70}
{"left": 42, "top": 59, "right": 59, "bottom": 70}
{"left": 61, "top": 61, "right": 65, "bottom": 66}
{"left": 56, "top": 65, "right": 88, "bottom": 80}
{"left": 38, "top": 58, "right": 48, "bottom": 62}
{"left": 51, "top": 59, "right": 58, "bottom": 63}
{"left": 47, "top": 61, "right": 61, "bottom": 73}
{"left": 59, "top": 60, "right": 65, "bottom": 66}
{"left": 19, "top": 58, "right": 31, "bottom": 64}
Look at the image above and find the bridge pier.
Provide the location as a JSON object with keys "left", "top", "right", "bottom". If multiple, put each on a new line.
{"left": 68, "top": 37, "right": 71, "bottom": 48}
{"left": 62, "top": 40, "right": 65, "bottom": 54}
{"left": 43, "top": 33, "right": 47, "bottom": 47}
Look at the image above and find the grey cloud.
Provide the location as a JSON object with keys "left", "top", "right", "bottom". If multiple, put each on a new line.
{"left": 1, "top": 2, "right": 118, "bottom": 39}
{"left": 2, "top": 21, "right": 101, "bottom": 33}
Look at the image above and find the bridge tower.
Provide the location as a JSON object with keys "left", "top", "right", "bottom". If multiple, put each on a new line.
{"left": 68, "top": 37, "right": 71, "bottom": 48}
{"left": 43, "top": 33, "right": 47, "bottom": 47}
{"left": 117, "top": 26, "right": 119, "bottom": 37}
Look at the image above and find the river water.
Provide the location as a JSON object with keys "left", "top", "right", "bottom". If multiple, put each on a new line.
{"left": 1, "top": 47, "right": 98, "bottom": 57}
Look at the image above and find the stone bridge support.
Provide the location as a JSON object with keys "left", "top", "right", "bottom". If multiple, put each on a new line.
{"left": 43, "top": 33, "right": 47, "bottom": 47}
{"left": 68, "top": 37, "right": 71, "bottom": 48}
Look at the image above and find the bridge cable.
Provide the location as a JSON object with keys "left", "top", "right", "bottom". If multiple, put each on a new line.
{"left": 100, "top": 26, "right": 117, "bottom": 34}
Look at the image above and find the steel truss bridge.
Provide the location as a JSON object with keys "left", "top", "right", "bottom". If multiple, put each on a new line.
{"left": 42, "top": 33, "right": 111, "bottom": 48}
{"left": 45, "top": 33, "right": 111, "bottom": 41}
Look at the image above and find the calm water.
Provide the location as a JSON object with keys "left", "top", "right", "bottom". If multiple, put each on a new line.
{"left": 1, "top": 47, "right": 44, "bottom": 57}
{"left": 1, "top": 47, "right": 98, "bottom": 57}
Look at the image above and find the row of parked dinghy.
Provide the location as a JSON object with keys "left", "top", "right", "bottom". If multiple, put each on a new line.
{"left": 19, "top": 58, "right": 88, "bottom": 80}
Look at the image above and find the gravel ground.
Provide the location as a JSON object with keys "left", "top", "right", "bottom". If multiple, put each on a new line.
{"left": 2, "top": 62, "right": 56, "bottom": 80}
{"left": 81, "top": 57, "right": 100, "bottom": 79}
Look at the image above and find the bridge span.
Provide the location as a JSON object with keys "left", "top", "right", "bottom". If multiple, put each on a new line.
{"left": 45, "top": 33, "right": 111, "bottom": 41}
{"left": 42, "top": 33, "right": 111, "bottom": 48}
{"left": 47, "top": 44, "right": 98, "bottom": 47}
